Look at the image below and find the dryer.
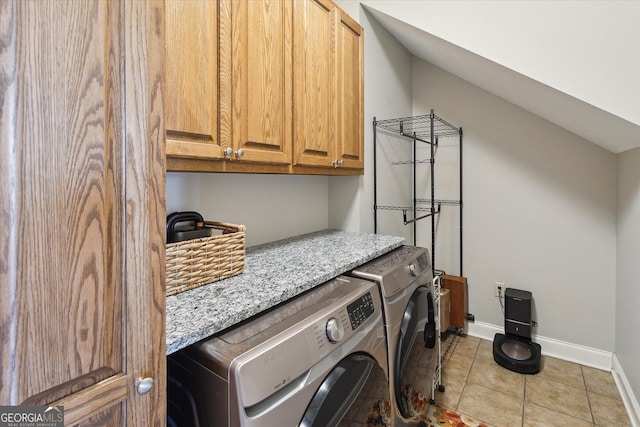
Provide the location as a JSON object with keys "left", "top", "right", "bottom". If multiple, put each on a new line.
{"left": 350, "top": 246, "right": 439, "bottom": 424}
{"left": 167, "top": 276, "right": 389, "bottom": 427}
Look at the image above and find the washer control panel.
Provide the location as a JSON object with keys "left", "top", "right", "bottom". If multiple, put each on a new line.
{"left": 351, "top": 246, "right": 432, "bottom": 299}
{"left": 347, "top": 291, "right": 375, "bottom": 330}
{"left": 364, "top": 246, "right": 416, "bottom": 275}
{"left": 416, "top": 252, "right": 429, "bottom": 272}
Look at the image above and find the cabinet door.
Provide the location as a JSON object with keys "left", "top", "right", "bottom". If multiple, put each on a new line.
{"left": 293, "top": 0, "right": 338, "bottom": 168}
{"left": 0, "top": 1, "right": 165, "bottom": 425}
{"left": 165, "top": 0, "right": 224, "bottom": 159}
{"left": 220, "top": 0, "right": 293, "bottom": 165}
{"left": 336, "top": 10, "right": 364, "bottom": 169}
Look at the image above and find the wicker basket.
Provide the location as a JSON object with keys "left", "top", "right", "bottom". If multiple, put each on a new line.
{"left": 165, "top": 221, "right": 246, "bottom": 296}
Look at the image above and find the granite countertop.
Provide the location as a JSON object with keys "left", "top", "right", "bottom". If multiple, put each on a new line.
{"left": 166, "top": 229, "right": 405, "bottom": 354}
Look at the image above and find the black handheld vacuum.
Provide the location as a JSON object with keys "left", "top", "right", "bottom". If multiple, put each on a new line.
{"left": 493, "top": 288, "right": 542, "bottom": 374}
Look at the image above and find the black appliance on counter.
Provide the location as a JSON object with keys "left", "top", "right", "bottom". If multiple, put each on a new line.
{"left": 166, "top": 211, "right": 211, "bottom": 243}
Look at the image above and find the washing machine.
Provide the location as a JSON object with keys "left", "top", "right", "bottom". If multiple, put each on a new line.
{"left": 350, "top": 246, "right": 439, "bottom": 424}
{"left": 167, "top": 276, "right": 390, "bottom": 427}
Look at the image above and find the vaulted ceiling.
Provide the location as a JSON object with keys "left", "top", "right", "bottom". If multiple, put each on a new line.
{"left": 362, "top": 4, "right": 640, "bottom": 154}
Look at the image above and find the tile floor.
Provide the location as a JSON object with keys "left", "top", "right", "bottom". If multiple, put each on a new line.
{"left": 435, "top": 333, "right": 632, "bottom": 427}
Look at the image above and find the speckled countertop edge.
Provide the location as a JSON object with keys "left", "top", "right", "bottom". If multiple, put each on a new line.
{"left": 166, "top": 229, "right": 404, "bottom": 354}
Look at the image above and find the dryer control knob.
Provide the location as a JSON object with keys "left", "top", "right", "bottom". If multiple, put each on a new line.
{"left": 407, "top": 264, "right": 417, "bottom": 277}
{"left": 326, "top": 318, "right": 345, "bottom": 343}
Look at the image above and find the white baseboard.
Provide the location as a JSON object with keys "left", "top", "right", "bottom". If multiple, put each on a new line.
{"left": 465, "top": 321, "right": 613, "bottom": 370}
{"left": 613, "top": 355, "right": 640, "bottom": 427}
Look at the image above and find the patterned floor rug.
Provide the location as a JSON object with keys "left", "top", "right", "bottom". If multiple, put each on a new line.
{"left": 419, "top": 405, "right": 489, "bottom": 427}
{"left": 364, "top": 401, "right": 489, "bottom": 427}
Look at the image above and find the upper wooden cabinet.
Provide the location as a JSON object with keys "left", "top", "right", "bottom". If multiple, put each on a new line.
{"left": 165, "top": 0, "right": 224, "bottom": 159}
{"left": 292, "top": 0, "right": 365, "bottom": 171}
{"left": 293, "top": 0, "right": 338, "bottom": 168}
{"left": 1, "top": 1, "right": 166, "bottom": 425}
{"left": 166, "top": 0, "right": 364, "bottom": 174}
{"left": 336, "top": 9, "right": 365, "bottom": 170}
{"left": 292, "top": 0, "right": 364, "bottom": 171}
{"left": 219, "top": 0, "right": 293, "bottom": 165}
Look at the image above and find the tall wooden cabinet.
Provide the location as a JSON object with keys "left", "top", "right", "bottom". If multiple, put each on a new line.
{"left": 0, "top": 1, "right": 166, "bottom": 425}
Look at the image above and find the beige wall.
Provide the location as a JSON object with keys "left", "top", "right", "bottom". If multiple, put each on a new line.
{"left": 411, "top": 59, "right": 617, "bottom": 351}
{"left": 166, "top": 173, "right": 329, "bottom": 247}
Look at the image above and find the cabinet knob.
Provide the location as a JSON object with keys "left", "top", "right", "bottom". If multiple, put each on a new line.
{"left": 332, "top": 159, "right": 343, "bottom": 168}
{"left": 135, "top": 377, "right": 154, "bottom": 395}
{"left": 338, "top": 160, "right": 344, "bottom": 166}
{"left": 223, "top": 147, "right": 233, "bottom": 158}
{"left": 235, "top": 149, "right": 245, "bottom": 158}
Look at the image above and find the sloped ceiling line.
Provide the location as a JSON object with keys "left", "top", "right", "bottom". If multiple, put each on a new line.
{"left": 363, "top": 5, "right": 640, "bottom": 154}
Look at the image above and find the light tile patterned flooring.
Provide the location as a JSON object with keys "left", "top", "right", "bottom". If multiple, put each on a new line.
{"left": 436, "top": 333, "right": 632, "bottom": 427}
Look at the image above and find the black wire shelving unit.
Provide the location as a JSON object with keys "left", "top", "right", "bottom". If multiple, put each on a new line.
{"left": 373, "top": 109, "right": 463, "bottom": 276}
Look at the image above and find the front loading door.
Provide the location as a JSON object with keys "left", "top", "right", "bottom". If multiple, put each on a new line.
{"left": 394, "top": 286, "right": 437, "bottom": 418}
{"left": 299, "top": 354, "right": 375, "bottom": 427}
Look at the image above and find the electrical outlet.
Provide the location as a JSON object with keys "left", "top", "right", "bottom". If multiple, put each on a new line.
{"left": 494, "top": 282, "right": 505, "bottom": 297}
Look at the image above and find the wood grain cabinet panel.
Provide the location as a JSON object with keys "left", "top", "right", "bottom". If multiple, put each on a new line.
{"left": 293, "top": 0, "right": 364, "bottom": 171}
{"left": 220, "top": 0, "right": 293, "bottom": 165}
{"left": 0, "top": 1, "right": 165, "bottom": 424}
{"left": 165, "top": 0, "right": 224, "bottom": 159}
{"left": 293, "top": 0, "right": 337, "bottom": 168}
{"left": 336, "top": 10, "right": 364, "bottom": 169}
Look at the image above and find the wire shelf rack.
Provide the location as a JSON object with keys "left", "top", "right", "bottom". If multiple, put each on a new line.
{"left": 375, "top": 113, "right": 460, "bottom": 143}
{"left": 374, "top": 111, "right": 463, "bottom": 406}
{"left": 417, "top": 198, "right": 462, "bottom": 206}
{"left": 376, "top": 205, "right": 432, "bottom": 212}
{"left": 390, "top": 159, "right": 432, "bottom": 166}
{"left": 373, "top": 109, "right": 463, "bottom": 276}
